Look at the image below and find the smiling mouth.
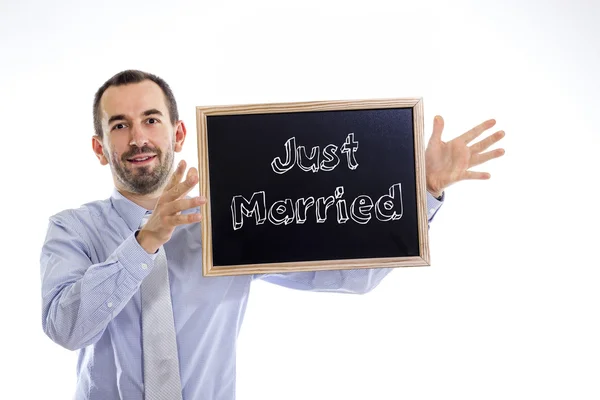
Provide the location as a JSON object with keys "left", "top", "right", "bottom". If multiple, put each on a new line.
{"left": 127, "top": 155, "right": 157, "bottom": 164}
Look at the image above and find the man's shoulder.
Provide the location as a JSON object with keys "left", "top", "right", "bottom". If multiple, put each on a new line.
{"left": 49, "top": 197, "right": 112, "bottom": 226}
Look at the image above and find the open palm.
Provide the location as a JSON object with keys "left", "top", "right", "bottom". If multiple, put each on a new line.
{"left": 425, "top": 116, "right": 505, "bottom": 196}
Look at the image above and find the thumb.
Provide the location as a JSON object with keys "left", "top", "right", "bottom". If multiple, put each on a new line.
{"left": 430, "top": 115, "right": 444, "bottom": 143}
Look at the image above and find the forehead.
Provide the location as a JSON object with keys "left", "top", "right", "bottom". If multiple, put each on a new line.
{"left": 100, "top": 80, "right": 169, "bottom": 121}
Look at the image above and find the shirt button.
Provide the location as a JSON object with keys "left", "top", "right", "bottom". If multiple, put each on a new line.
{"left": 141, "top": 263, "right": 148, "bottom": 270}
{"left": 107, "top": 302, "right": 113, "bottom": 308}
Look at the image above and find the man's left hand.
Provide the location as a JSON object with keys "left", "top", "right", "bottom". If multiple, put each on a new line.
{"left": 425, "top": 115, "right": 506, "bottom": 197}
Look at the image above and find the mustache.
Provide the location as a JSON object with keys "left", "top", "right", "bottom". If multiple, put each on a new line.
{"left": 121, "top": 145, "right": 161, "bottom": 161}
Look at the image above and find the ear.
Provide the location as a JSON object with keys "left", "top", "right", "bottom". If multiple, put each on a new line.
{"left": 92, "top": 136, "right": 109, "bottom": 165}
{"left": 173, "top": 121, "right": 187, "bottom": 153}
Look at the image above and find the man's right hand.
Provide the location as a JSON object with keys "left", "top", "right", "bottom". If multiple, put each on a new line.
{"left": 136, "top": 160, "right": 206, "bottom": 254}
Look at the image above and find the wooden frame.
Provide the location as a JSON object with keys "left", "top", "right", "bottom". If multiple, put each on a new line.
{"left": 196, "top": 98, "right": 429, "bottom": 277}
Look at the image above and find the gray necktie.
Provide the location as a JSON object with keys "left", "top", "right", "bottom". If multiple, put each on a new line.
{"left": 140, "top": 212, "right": 183, "bottom": 400}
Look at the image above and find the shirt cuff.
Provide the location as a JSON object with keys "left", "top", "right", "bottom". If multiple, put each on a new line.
{"left": 134, "top": 230, "right": 159, "bottom": 259}
{"left": 426, "top": 190, "right": 444, "bottom": 220}
{"left": 116, "top": 232, "right": 158, "bottom": 282}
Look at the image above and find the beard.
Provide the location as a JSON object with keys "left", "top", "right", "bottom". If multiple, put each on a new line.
{"left": 109, "top": 144, "right": 174, "bottom": 195}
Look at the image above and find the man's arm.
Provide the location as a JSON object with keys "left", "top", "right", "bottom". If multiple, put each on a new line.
{"left": 254, "top": 113, "right": 506, "bottom": 293}
{"left": 40, "top": 211, "right": 157, "bottom": 351}
{"left": 253, "top": 191, "right": 444, "bottom": 293}
{"left": 40, "top": 162, "right": 203, "bottom": 351}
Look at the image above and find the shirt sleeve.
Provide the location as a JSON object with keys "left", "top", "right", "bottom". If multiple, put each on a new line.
{"left": 254, "top": 191, "right": 445, "bottom": 294}
{"left": 40, "top": 212, "right": 157, "bottom": 351}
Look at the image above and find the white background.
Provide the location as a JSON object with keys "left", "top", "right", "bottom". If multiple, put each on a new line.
{"left": 1, "top": 0, "right": 599, "bottom": 399}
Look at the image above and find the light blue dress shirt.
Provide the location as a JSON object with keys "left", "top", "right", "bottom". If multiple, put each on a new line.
{"left": 40, "top": 189, "right": 444, "bottom": 399}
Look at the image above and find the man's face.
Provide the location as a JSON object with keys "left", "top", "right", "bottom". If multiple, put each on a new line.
{"left": 96, "top": 80, "right": 183, "bottom": 195}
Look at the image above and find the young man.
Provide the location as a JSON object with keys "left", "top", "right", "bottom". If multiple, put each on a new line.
{"left": 40, "top": 70, "right": 505, "bottom": 399}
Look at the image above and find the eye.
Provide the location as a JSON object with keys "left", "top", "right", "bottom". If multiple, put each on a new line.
{"left": 111, "top": 123, "right": 127, "bottom": 131}
{"left": 146, "top": 117, "right": 160, "bottom": 124}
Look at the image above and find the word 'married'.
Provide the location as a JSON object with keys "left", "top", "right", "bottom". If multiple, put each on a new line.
{"left": 231, "top": 184, "right": 403, "bottom": 230}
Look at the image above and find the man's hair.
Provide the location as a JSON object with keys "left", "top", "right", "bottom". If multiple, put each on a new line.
{"left": 93, "top": 69, "right": 179, "bottom": 139}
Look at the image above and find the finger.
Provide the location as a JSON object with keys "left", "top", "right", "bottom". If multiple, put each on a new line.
{"left": 163, "top": 167, "right": 199, "bottom": 202}
{"left": 429, "top": 115, "right": 444, "bottom": 143}
{"left": 463, "top": 170, "right": 491, "bottom": 180}
{"left": 164, "top": 159, "right": 186, "bottom": 192}
{"left": 469, "top": 130, "right": 505, "bottom": 154}
{"left": 168, "top": 176, "right": 197, "bottom": 203}
{"left": 165, "top": 212, "right": 203, "bottom": 226}
{"left": 470, "top": 148, "right": 506, "bottom": 168}
{"left": 163, "top": 196, "right": 206, "bottom": 216}
{"left": 459, "top": 119, "right": 496, "bottom": 144}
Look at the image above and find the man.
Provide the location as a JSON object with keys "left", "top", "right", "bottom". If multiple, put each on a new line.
{"left": 40, "top": 70, "right": 505, "bottom": 399}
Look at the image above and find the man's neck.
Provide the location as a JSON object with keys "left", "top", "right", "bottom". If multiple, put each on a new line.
{"left": 117, "top": 188, "right": 161, "bottom": 211}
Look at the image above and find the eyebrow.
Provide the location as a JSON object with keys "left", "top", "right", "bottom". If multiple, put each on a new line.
{"left": 108, "top": 109, "right": 164, "bottom": 125}
{"left": 142, "top": 109, "right": 164, "bottom": 117}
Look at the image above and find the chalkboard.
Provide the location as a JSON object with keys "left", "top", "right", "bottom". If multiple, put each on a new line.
{"left": 196, "top": 99, "right": 429, "bottom": 277}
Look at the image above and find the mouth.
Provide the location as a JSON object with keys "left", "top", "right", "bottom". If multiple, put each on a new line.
{"left": 127, "top": 154, "right": 157, "bottom": 165}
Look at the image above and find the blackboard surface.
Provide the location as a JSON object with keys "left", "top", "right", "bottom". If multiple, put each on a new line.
{"left": 196, "top": 99, "right": 429, "bottom": 276}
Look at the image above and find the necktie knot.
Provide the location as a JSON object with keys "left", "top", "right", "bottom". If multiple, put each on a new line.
{"left": 140, "top": 211, "right": 152, "bottom": 229}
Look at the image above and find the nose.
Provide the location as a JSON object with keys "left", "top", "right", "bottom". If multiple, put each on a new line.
{"left": 129, "top": 122, "right": 149, "bottom": 147}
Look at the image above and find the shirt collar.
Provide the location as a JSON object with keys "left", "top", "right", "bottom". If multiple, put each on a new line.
{"left": 110, "top": 188, "right": 152, "bottom": 232}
